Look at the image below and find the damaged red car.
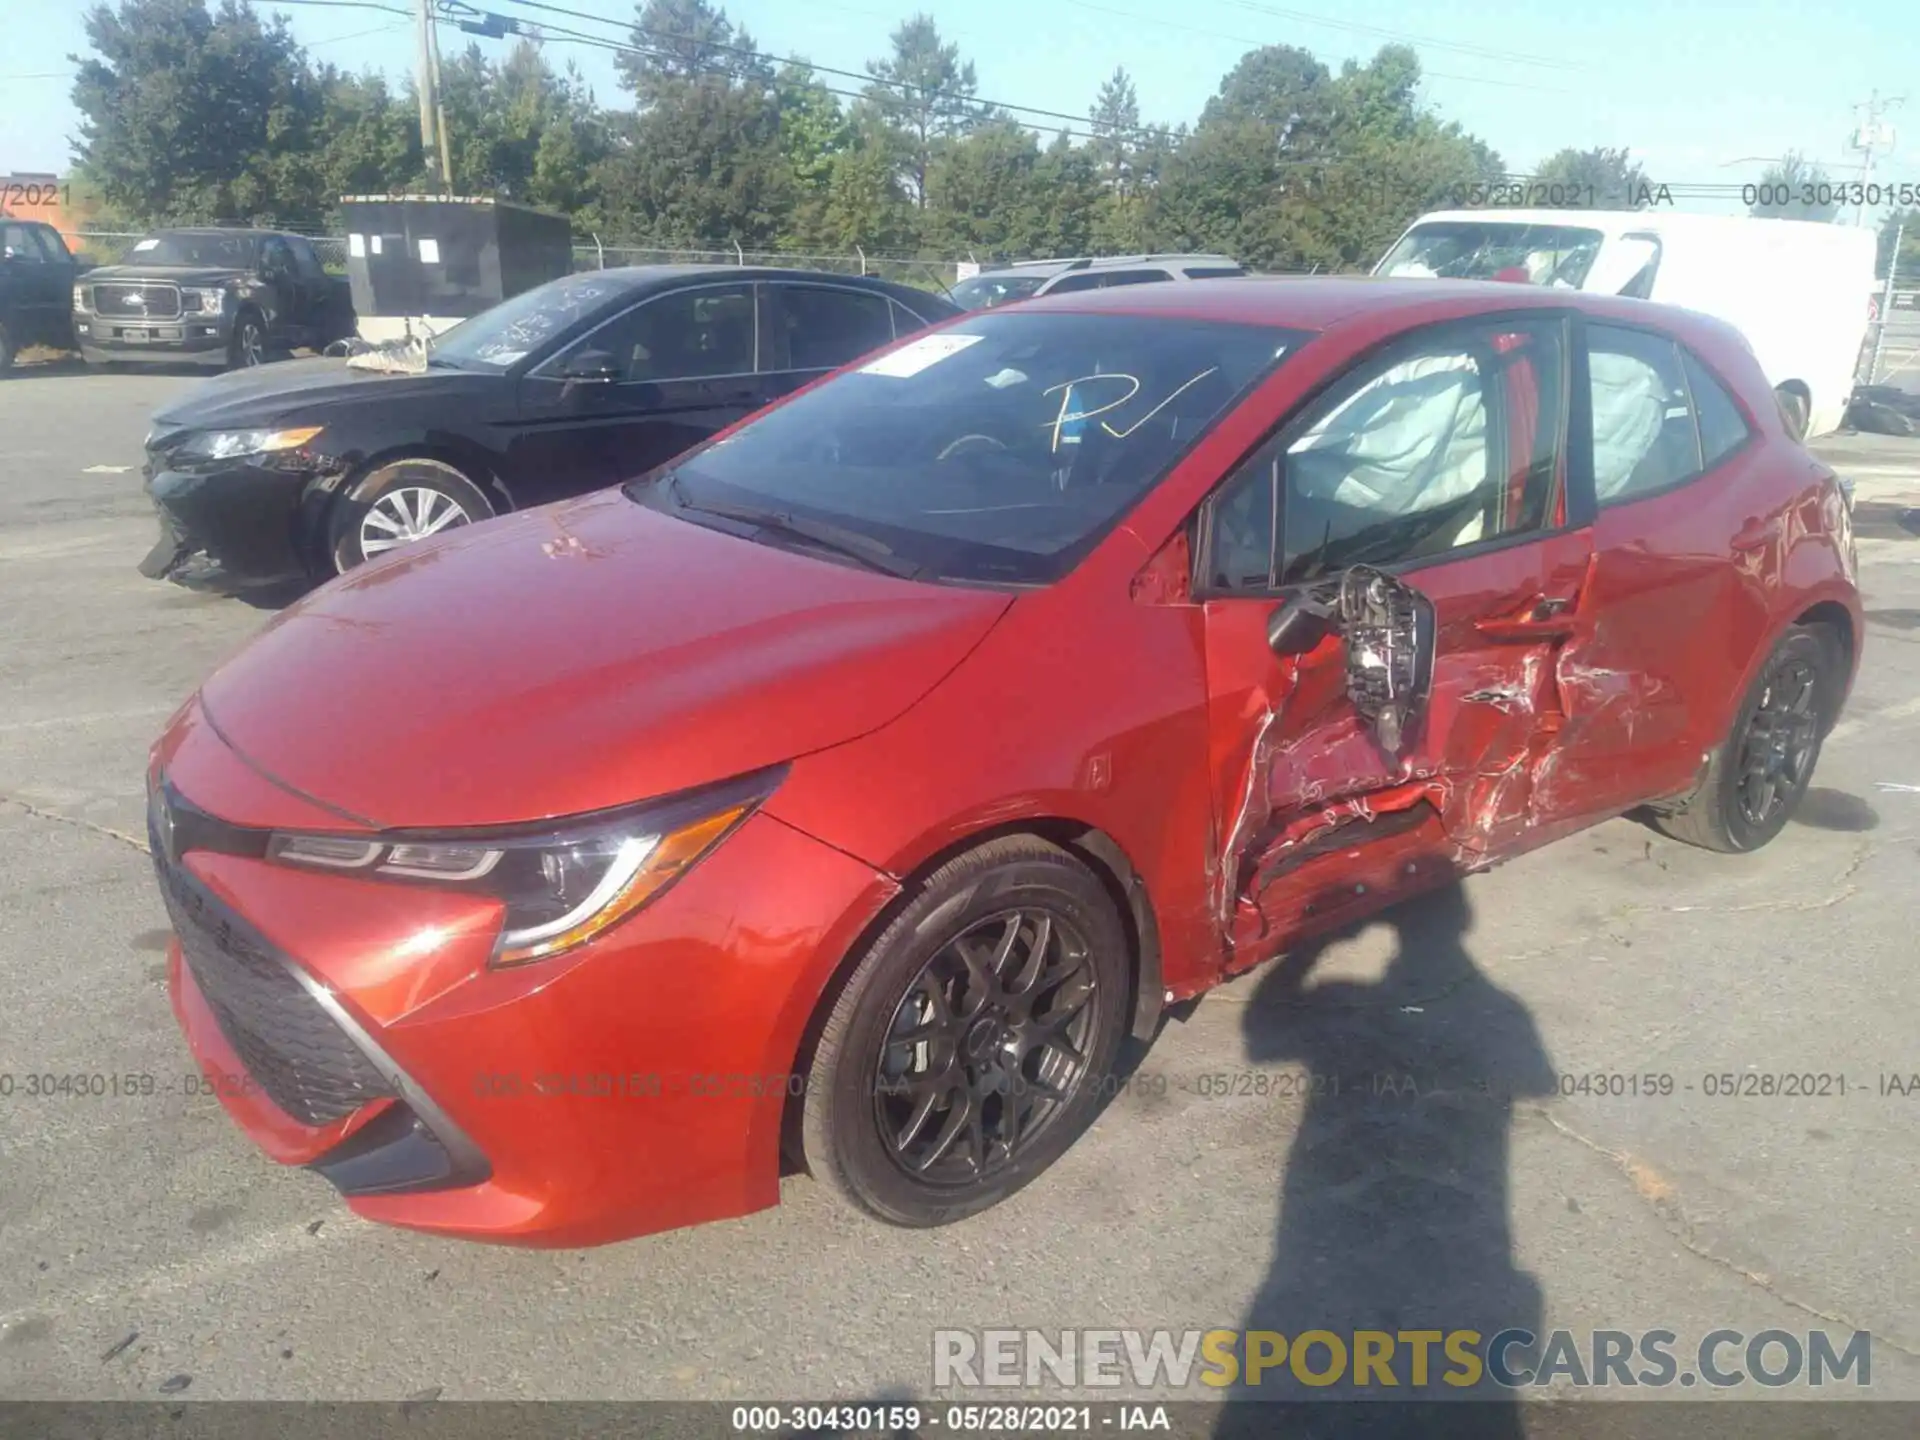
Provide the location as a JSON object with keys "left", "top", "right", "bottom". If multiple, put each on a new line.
{"left": 148, "top": 279, "right": 1861, "bottom": 1246}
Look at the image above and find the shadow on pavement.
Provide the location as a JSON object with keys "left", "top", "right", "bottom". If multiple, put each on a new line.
{"left": 1215, "top": 875, "right": 1554, "bottom": 1439}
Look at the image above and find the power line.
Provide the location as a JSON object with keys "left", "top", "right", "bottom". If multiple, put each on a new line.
{"left": 486, "top": 0, "right": 1170, "bottom": 138}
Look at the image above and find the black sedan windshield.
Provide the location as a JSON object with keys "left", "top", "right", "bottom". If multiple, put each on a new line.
{"left": 429, "top": 272, "right": 635, "bottom": 369}
{"left": 638, "top": 311, "right": 1302, "bottom": 584}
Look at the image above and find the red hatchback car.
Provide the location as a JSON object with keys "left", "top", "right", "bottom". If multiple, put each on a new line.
{"left": 148, "top": 279, "right": 1861, "bottom": 1246}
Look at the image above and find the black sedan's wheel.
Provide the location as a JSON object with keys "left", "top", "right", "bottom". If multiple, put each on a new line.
{"left": 228, "top": 312, "right": 267, "bottom": 369}
{"left": 1654, "top": 624, "right": 1838, "bottom": 852}
{"left": 328, "top": 458, "right": 494, "bottom": 575}
{"left": 801, "top": 836, "right": 1130, "bottom": 1227}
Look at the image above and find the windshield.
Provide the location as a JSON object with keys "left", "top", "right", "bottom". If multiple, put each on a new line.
{"left": 1377, "top": 221, "right": 1605, "bottom": 288}
{"left": 950, "top": 273, "right": 1050, "bottom": 309}
{"left": 129, "top": 232, "right": 258, "bottom": 268}
{"left": 635, "top": 311, "right": 1303, "bottom": 585}
{"left": 428, "top": 272, "right": 632, "bottom": 369}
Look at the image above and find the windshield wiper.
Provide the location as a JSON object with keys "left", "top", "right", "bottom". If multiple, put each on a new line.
{"left": 665, "top": 475, "right": 925, "bottom": 580}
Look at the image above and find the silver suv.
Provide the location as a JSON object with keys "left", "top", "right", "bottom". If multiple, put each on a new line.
{"left": 949, "top": 254, "right": 1246, "bottom": 310}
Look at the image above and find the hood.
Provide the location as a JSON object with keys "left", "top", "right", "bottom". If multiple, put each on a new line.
{"left": 86, "top": 264, "right": 249, "bottom": 287}
{"left": 151, "top": 356, "right": 497, "bottom": 432}
{"left": 196, "top": 489, "right": 1013, "bottom": 829}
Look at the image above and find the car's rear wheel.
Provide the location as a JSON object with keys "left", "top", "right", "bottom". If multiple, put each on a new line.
{"left": 0, "top": 316, "right": 15, "bottom": 373}
{"left": 1775, "top": 385, "right": 1811, "bottom": 442}
{"left": 328, "top": 457, "right": 493, "bottom": 575}
{"left": 1653, "top": 624, "right": 1838, "bottom": 852}
{"left": 801, "top": 836, "right": 1129, "bottom": 1227}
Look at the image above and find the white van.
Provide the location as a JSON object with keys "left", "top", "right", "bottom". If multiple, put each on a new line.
{"left": 1374, "top": 209, "right": 1877, "bottom": 439}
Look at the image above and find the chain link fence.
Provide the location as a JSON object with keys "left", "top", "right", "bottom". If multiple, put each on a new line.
{"left": 74, "top": 230, "right": 958, "bottom": 291}
{"left": 1859, "top": 269, "right": 1920, "bottom": 390}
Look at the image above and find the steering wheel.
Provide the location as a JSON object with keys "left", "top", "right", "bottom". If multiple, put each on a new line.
{"left": 937, "top": 434, "right": 1009, "bottom": 462}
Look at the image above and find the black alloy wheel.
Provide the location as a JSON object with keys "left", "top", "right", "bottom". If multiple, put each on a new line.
{"left": 229, "top": 313, "right": 266, "bottom": 369}
{"left": 802, "top": 836, "right": 1130, "bottom": 1226}
{"left": 1654, "top": 624, "right": 1838, "bottom": 852}
{"left": 875, "top": 906, "right": 1099, "bottom": 1185}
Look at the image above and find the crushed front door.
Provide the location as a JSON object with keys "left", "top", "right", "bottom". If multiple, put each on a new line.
{"left": 1188, "top": 311, "right": 1597, "bottom": 970}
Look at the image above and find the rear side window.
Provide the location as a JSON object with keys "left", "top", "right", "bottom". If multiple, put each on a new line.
{"left": 1184, "top": 266, "right": 1246, "bottom": 279}
{"left": 1098, "top": 269, "right": 1173, "bottom": 287}
{"left": 1586, "top": 324, "right": 1702, "bottom": 504}
{"left": 1683, "top": 351, "right": 1753, "bottom": 465}
{"left": 770, "top": 285, "right": 895, "bottom": 371}
{"left": 1044, "top": 271, "right": 1107, "bottom": 295}
{"left": 890, "top": 298, "right": 936, "bottom": 336}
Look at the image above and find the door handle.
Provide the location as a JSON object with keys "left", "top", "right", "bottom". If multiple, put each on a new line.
{"left": 1475, "top": 593, "right": 1582, "bottom": 642}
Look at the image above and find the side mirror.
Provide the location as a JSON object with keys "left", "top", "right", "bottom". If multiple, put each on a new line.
{"left": 559, "top": 349, "right": 621, "bottom": 383}
{"left": 1266, "top": 596, "right": 1337, "bottom": 656}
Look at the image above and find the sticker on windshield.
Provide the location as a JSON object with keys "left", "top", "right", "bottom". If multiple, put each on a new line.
{"left": 133, "top": 238, "right": 159, "bottom": 252}
{"left": 859, "top": 333, "right": 983, "bottom": 378}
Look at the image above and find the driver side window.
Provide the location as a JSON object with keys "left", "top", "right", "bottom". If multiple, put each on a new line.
{"left": 1201, "top": 318, "right": 1565, "bottom": 593}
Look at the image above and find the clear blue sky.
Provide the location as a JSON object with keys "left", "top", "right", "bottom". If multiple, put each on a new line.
{"left": 5, "top": 0, "right": 1918, "bottom": 218}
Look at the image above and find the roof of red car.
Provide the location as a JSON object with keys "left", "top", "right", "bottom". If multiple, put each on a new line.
{"left": 1013, "top": 274, "right": 1747, "bottom": 347}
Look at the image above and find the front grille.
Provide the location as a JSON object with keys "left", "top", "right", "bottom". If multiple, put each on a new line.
{"left": 93, "top": 282, "right": 182, "bottom": 319}
{"left": 155, "top": 851, "right": 395, "bottom": 1127}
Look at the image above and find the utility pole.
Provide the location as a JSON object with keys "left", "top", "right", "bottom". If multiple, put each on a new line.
{"left": 415, "top": 0, "right": 453, "bottom": 191}
{"left": 415, "top": 0, "right": 436, "bottom": 167}
{"left": 426, "top": 2, "right": 454, "bottom": 192}
{"left": 1849, "top": 90, "right": 1905, "bottom": 226}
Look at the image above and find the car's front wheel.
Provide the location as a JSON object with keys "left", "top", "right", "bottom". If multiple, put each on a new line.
{"left": 228, "top": 311, "right": 267, "bottom": 369}
{"left": 801, "top": 836, "right": 1130, "bottom": 1227}
{"left": 328, "top": 457, "right": 494, "bottom": 575}
{"left": 1653, "top": 623, "right": 1840, "bottom": 852}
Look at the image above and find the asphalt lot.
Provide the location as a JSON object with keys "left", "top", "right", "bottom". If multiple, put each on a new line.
{"left": 3, "top": 363, "right": 1920, "bottom": 1407}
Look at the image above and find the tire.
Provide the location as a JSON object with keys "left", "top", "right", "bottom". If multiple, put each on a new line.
{"left": 228, "top": 311, "right": 267, "bottom": 370}
{"left": 1652, "top": 624, "right": 1838, "bottom": 853}
{"left": 800, "top": 835, "right": 1131, "bottom": 1227}
{"left": 328, "top": 457, "right": 493, "bottom": 575}
{"left": 1775, "top": 386, "right": 1811, "bottom": 442}
{"left": 0, "top": 315, "right": 15, "bottom": 373}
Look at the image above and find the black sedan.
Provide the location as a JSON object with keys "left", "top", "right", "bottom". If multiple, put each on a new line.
{"left": 138, "top": 266, "right": 959, "bottom": 590}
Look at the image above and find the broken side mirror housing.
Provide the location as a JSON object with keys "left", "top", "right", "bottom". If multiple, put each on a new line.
{"left": 1337, "top": 564, "right": 1436, "bottom": 758}
{"left": 1265, "top": 595, "right": 1337, "bottom": 656}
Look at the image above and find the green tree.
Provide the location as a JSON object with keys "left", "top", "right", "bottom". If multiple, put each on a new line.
{"left": 1749, "top": 151, "right": 1840, "bottom": 221}
{"left": 864, "top": 14, "right": 982, "bottom": 206}
{"left": 70, "top": 0, "right": 329, "bottom": 226}
{"left": 924, "top": 118, "right": 1049, "bottom": 255}
{"left": 773, "top": 60, "right": 848, "bottom": 245}
{"left": 617, "top": 0, "right": 769, "bottom": 106}
{"left": 813, "top": 112, "right": 917, "bottom": 252}
{"left": 1087, "top": 67, "right": 1139, "bottom": 188}
{"left": 313, "top": 68, "right": 420, "bottom": 203}
{"left": 1529, "top": 145, "right": 1650, "bottom": 208}
{"left": 589, "top": 77, "right": 791, "bottom": 247}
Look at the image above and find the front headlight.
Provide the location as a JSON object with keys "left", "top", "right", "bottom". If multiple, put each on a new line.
{"left": 180, "top": 286, "right": 227, "bottom": 315}
{"left": 264, "top": 771, "right": 779, "bottom": 965}
{"left": 177, "top": 426, "right": 324, "bottom": 462}
{"left": 73, "top": 283, "right": 89, "bottom": 312}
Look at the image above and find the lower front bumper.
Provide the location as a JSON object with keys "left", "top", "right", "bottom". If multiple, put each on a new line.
{"left": 161, "top": 791, "right": 899, "bottom": 1247}
{"left": 77, "top": 317, "right": 229, "bottom": 366}
{"left": 141, "top": 462, "right": 321, "bottom": 589}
